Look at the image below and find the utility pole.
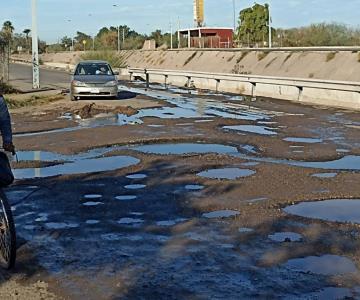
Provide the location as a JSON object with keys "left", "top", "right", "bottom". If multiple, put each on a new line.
{"left": 233, "top": 0, "right": 236, "bottom": 32}
{"left": 117, "top": 26, "right": 120, "bottom": 51}
{"left": 170, "top": 22, "right": 173, "bottom": 49}
{"left": 31, "top": 0, "right": 40, "bottom": 89}
{"left": 177, "top": 18, "right": 181, "bottom": 48}
{"left": 268, "top": 4, "right": 272, "bottom": 48}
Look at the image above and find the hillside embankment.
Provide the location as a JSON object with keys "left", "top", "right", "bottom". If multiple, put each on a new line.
{"left": 12, "top": 49, "right": 360, "bottom": 82}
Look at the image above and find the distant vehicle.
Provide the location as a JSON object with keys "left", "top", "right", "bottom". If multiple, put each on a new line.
{"left": 70, "top": 60, "right": 119, "bottom": 101}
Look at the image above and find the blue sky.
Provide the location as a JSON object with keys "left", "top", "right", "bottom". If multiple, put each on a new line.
{"left": 1, "top": 0, "right": 359, "bottom": 43}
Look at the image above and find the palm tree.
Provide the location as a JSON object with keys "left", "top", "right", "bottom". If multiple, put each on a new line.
{"left": 23, "top": 29, "right": 31, "bottom": 52}
{"left": 2, "top": 21, "right": 14, "bottom": 42}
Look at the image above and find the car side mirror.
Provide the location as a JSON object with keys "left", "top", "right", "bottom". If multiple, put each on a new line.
{"left": 114, "top": 71, "right": 119, "bottom": 75}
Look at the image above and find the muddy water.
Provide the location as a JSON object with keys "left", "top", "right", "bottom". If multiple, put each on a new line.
{"left": 223, "top": 125, "right": 277, "bottom": 136}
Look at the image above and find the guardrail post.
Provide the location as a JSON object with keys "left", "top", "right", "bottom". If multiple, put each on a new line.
{"left": 145, "top": 70, "right": 149, "bottom": 89}
{"left": 251, "top": 82, "right": 256, "bottom": 97}
{"left": 215, "top": 79, "right": 220, "bottom": 93}
{"left": 297, "top": 86, "right": 303, "bottom": 101}
{"left": 164, "top": 75, "right": 168, "bottom": 89}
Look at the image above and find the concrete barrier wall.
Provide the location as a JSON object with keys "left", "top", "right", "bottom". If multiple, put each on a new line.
{"left": 129, "top": 68, "right": 360, "bottom": 111}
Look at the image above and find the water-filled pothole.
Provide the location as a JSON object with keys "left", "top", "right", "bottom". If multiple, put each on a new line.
{"left": 126, "top": 174, "right": 147, "bottom": 179}
{"left": 45, "top": 222, "right": 79, "bottom": 230}
{"left": 284, "top": 199, "right": 360, "bottom": 224}
{"left": 283, "top": 137, "right": 323, "bottom": 144}
{"left": 223, "top": 125, "right": 277, "bottom": 136}
{"left": 197, "top": 168, "right": 255, "bottom": 180}
{"left": 185, "top": 184, "right": 204, "bottom": 190}
{"left": 83, "top": 201, "right": 104, "bottom": 207}
{"left": 115, "top": 195, "right": 138, "bottom": 201}
{"left": 86, "top": 220, "right": 100, "bottom": 225}
{"left": 311, "top": 173, "right": 338, "bottom": 178}
{"left": 202, "top": 210, "right": 240, "bottom": 219}
{"left": 285, "top": 255, "right": 358, "bottom": 275}
{"left": 84, "top": 194, "right": 102, "bottom": 199}
{"left": 124, "top": 184, "right": 146, "bottom": 190}
{"left": 133, "top": 143, "right": 238, "bottom": 155}
{"left": 268, "top": 232, "right": 302, "bottom": 242}
{"left": 239, "top": 228, "right": 254, "bottom": 233}
{"left": 117, "top": 217, "right": 144, "bottom": 224}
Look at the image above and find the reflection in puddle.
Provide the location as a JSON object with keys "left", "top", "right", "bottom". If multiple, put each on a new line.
{"left": 134, "top": 143, "right": 238, "bottom": 155}
{"left": 45, "top": 222, "right": 79, "bottom": 230}
{"left": 203, "top": 210, "right": 240, "bottom": 219}
{"left": 197, "top": 168, "right": 255, "bottom": 180}
{"left": 126, "top": 174, "right": 147, "bottom": 179}
{"left": 268, "top": 232, "right": 302, "bottom": 242}
{"left": 312, "top": 173, "right": 337, "bottom": 178}
{"left": 117, "top": 217, "right": 144, "bottom": 224}
{"left": 284, "top": 199, "right": 360, "bottom": 223}
{"left": 124, "top": 184, "right": 146, "bottom": 190}
{"left": 185, "top": 185, "right": 204, "bottom": 191}
{"left": 284, "top": 137, "right": 323, "bottom": 144}
{"left": 285, "top": 255, "right": 358, "bottom": 275}
{"left": 83, "top": 201, "right": 104, "bottom": 206}
{"left": 115, "top": 195, "right": 138, "bottom": 201}
{"left": 223, "top": 125, "right": 277, "bottom": 136}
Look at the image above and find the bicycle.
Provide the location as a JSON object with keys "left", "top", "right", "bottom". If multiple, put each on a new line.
{"left": 0, "top": 150, "right": 16, "bottom": 270}
{"left": 0, "top": 188, "right": 16, "bottom": 269}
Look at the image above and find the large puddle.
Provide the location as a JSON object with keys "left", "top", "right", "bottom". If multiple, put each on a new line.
{"left": 285, "top": 254, "right": 358, "bottom": 275}
{"left": 197, "top": 168, "right": 255, "bottom": 180}
{"left": 223, "top": 125, "right": 277, "bottom": 136}
{"left": 14, "top": 149, "right": 140, "bottom": 179}
{"left": 284, "top": 199, "right": 360, "bottom": 224}
{"left": 133, "top": 143, "right": 239, "bottom": 155}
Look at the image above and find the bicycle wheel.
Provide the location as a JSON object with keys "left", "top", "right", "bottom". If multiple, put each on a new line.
{"left": 0, "top": 189, "right": 16, "bottom": 269}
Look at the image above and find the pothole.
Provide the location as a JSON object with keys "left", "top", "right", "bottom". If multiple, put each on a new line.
{"left": 202, "top": 210, "right": 240, "bottom": 219}
{"left": 124, "top": 184, "right": 146, "bottom": 190}
{"left": 284, "top": 199, "right": 360, "bottom": 223}
{"left": 268, "top": 232, "right": 302, "bottom": 242}
{"left": 197, "top": 168, "right": 255, "bottom": 180}
{"left": 115, "top": 195, "right": 138, "bottom": 201}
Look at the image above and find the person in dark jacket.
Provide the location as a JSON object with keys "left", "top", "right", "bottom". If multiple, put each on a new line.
{"left": 0, "top": 93, "right": 15, "bottom": 154}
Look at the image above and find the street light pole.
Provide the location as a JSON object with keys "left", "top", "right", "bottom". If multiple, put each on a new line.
{"left": 31, "top": 0, "right": 40, "bottom": 89}
{"left": 233, "top": 0, "right": 236, "bottom": 32}
{"left": 268, "top": 4, "right": 272, "bottom": 48}
{"left": 170, "top": 22, "right": 173, "bottom": 49}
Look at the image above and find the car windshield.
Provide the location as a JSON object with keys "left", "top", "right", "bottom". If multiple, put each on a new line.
{"left": 75, "top": 63, "right": 113, "bottom": 76}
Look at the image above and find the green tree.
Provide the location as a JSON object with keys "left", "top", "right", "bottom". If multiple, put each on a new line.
{"left": 61, "top": 36, "right": 73, "bottom": 49}
{"left": 1, "top": 21, "right": 15, "bottom": 43}
{"left": 236, "top": 3, "right": 271, "bottom": 46}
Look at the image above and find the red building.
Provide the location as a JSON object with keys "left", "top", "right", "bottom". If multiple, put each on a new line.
{"left": 178, "top": 27, "right": 233, "bottom": 49}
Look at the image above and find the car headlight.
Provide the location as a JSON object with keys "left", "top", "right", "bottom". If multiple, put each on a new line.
{"left": 72, "top": 80, "right": 87, "bottom": 87}
{"left": 104, "top": 80, "right": 118, "bottom": 87}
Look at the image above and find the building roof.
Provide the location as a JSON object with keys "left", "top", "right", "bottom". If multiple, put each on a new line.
{"left": 178, "top": 27, "right": 233, "bottom": 32}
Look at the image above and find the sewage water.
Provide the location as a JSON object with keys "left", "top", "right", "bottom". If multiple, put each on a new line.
{"left": 285, "top": 255, "right": 358, "bottom": 275}
{"left": 268, "top": 232, "right": 302, "bottom": 242}
{"left": 284, "top": 199, "right": 360, "bottom": 224}
{"left": 202, "top": 210, "right": 240, "bottom": 219}
{"left": 283, "top": 137, "right": 323, "bottom": 144}
{"left": 133, "top": 143, "right": 239, "bottom": 155}
{"left": 223, "top": 125, "right": 277, "bottom": 136}
{"left": 197, "top": 168, "right": 255, "bottom": 180}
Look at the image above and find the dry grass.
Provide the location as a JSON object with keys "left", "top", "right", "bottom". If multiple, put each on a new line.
{"left": 257, "top": 52, "right": 269, "bottom": 61}
{"left": 81, "top": 50, "right": 125, "bottom": 68}
{"left": 5, "top": 94, "right": 64, "bottom": 109}
{"left": 326, "top": 52, "right": 337, "bottom": 62}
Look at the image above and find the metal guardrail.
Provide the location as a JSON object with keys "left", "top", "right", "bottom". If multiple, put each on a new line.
{"left": 167, "top": 46, "right": 360, "bottom": 52}
{"left": 128, "top": 68, "right": 360, "bottom": 93}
